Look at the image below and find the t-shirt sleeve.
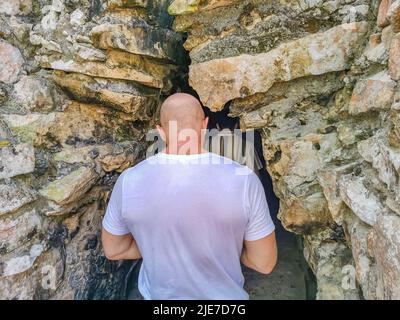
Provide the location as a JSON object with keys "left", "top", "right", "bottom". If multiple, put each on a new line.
{"left": 244, "top": 172, "right": 275, "bottom": 241}
{"left": 102, "top": 172, "right": 130, "bottom": 236}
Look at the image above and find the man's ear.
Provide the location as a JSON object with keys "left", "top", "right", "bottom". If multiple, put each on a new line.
{"left": 156, "top": 125, "right": 167, "bottom": 142}
{"left": 203, "top": 117, "right": 209, "bottom": 129}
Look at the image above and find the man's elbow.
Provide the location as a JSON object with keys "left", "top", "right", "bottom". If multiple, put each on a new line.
{"left": 258, "top": 253, "right": 278, "bottom": 275}
{"left": 258, "top": 260, "right": 277, "bottom": 275}
{"left": 103, "top": 250, "right": 119, "bottom": 261}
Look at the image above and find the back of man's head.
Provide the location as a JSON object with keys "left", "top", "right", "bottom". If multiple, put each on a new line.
{"left": 157, "top": 93, "right": 208, "bottom": 154}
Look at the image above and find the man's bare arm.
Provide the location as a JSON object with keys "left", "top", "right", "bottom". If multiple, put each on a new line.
{"left": 241, "top": 231, "right": 277, "bottom": 274}
{"left": 101, "top": 228, "right": 142, "bottom": 260}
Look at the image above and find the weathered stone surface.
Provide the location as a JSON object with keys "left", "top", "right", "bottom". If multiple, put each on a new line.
{"left": 120, "top": 0, "right": 400, "bottom": 301}
{"left": 53, "top": 145, "right": 114, "bottom": 165}
{"left": 13, "top": 75, "right": 65, "bottom": 112}
{"left": 318, "top": 163, "right": 358, "bottom": 225}
{"left": 270, "top": 136, "right": 335, "bottom": 234}
{"left": 0, "top": 0, "right": 32, "bottom": 16}
{"left": 90, "top": 23, "right": 183, "bottom": 62}
{"left": 372, "top": 213, "right": 400, "bottom": 299}
{"left": 51, "top": 72, "right": 158, "bottom": 118}
{"left": 364, "top": 42, "right": 388, "bottom": 65}
{"left": 41, "top": 57, "right": 164, "bottom": 89}
{"left": 0, "top": 39, "right": 24, "bottom": 84}
{"left": 339, "top": 175, "right": 385, "bottom": 226}
{"left": 0, "top": 0, "right": 179, "bottom": 301}
{"left": 2, "top": 0, "right": 400, "bottom": 301}
{"left": 377, "top": 0, "right": 392, "bottom": 28}
{"left": 1, "top": 113, "right": 57, "bottom": 144}
{"left": 304, "top": 230, "right": 360, "bottom": 300}
{"left": 107, "top": 0, "right": 149, "bottom": 9}
{"left": 41, "top": 101, "right": 143, "bottom": 146}
{"left": 388, "top": 0, "right": 400, "bottom": 32}
{"left": 168, "top": 0, "right": 237, "bottom": 15}
{"left": 348, "top": 71, "right": 396, "bottom": 114}
{"left": 0, "top": 182, "right": 36, "bottom": 216}
{"left": 0, "top": 246, "right": 62, "bottom": 299}
{"left": 389, "top": 33, "right": 400, "bottom": 80}
{"left": 189, "top": 22, "right": 369, "bottom": 110}
{"left": 39, "top": 167, "right": 98, "bottom": 206}
{"left": 0, "top": 143, "right": 35, "bottom": 179}
{"left": 343, "top": 212, "right": 378, "bottom": 300}
{"left": 233, "top": 72, "right": 345, "bottom": 120}
{"left": 1, "top": 243, "right": 44, "bottom": 277}
{"left": 0, "top": 209, "right": 41, "bottom": 253}
{"left": 358, "top": 133, "right": 400, "bottom": 192}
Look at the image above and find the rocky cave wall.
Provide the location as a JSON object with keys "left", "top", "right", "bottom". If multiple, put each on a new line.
{"left": 1, "top": 0, "right": 400, "bottom": 300}
{"left": 0, "top": 0, "right": 185, "bottom": 299}
{"left": 170, "top": 0, "right": 400, "bottom": 299}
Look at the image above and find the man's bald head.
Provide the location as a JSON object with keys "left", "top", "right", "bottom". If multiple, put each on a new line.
{"left": 157, "top": 93, "right": 208, "bottom": 154}
{"left": 160, "top": 93, "right": 205, "bottom": 131}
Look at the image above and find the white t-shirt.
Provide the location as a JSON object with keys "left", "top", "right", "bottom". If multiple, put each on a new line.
{"left": 102, "top": 152, "right": 275, "bottom": 300}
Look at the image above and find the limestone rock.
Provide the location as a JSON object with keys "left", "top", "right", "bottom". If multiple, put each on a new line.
{"left": 42, "top": 101, "right": 143, "bottom": 147}
{"left": 107, "top": 0, "right": 148, "bottom": 9}
{"left": 339, "top": 175, "right": 386, "bottom": 226}
{"left": 53, "top": 145, "right": 114, "bottom": 165}
{"left": 364, "top": 42, "right": 388, "bottom": 65}
{"left": 377, "top": 0, "right": 392, "bottom": 28}
{"left": 0, "top": 182, "right": 36, "bottom": 216}
{"left": 0, "top": 0, "right": 32, "bottom": 16}
{"left": 389, "top": 33, "right": 400, "bottom": 81}
{"left": 1, "top": 113, "right": 57, "bottom": 144}
{"left": 388, "top": 0, "right": 400, "bottom": 32}
{"left": 99, "top": 153, "right": 134, "bottom": 172}
{"left": 51, "top": 72, "right": 158, "bottom": 118}
{"left": 304, "top": 231, "right": 360, "bottom": 300}
{"left": 189, "top": 22, "right": 369, "bottom": 110}
{"left": 0, "top": 39, "right": 24, "bottom": 84}
{"left": 72, "top": 43, "right": 106, "bottom": 62}
{"left": 168, "top": 0, "right": 201, "bottom": 15}
{"left": 372, "top": 213, "right": 400, "bottom": 299}
{"left": 389, "top": 102, "right": 400, "bottom": 147}
{"left": 39, "top": 167, "right": 98, "bottom": 206}
{"left": 358, "top": 133, "right": 400, "bottom": 192}
{"left": 0, "top": 143, "right": 35, "bottom": 179}
{"left": 90, "top": 23, "right": 183, "bottom": 63}
{"left": 2, "top": 0, "right": 400, "bottom": 301}
{"left": 348, "top": 71, "right": 396, "bottom": 114}
{"left": 1, "top": 243, "right": 44, "bottom": 277}
{"left": 0, "top": 0, "right": 183, "bottom": 301}
{"left": 168, "top": 0, "right": 237, "bottom": 15}
{"left": 42, "top": 58, "right": 163, "bottom": 89}
{"left": 343, "top": 212, "right": 378, "bottom": 300}
{"left": 0, "top": 245, "right": 65, "bottom": 299}
{"left": 13, "top": 75, "right": 65, "bottom": 112}
{"left": 0, "top": 209, "right": 42, "bottom": 253}
{"left": 318, "top": 163, "right": 358, "bottom": 225}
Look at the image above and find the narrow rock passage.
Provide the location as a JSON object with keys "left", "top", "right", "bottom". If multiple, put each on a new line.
{"left": 126, "top": 130, "right": 311, "bottom": 300}
{"left": 242, "top": 213, "right": 308, "bottom": 300}
{"left": 241, "top": 139, "right": 311, "bottom": 300}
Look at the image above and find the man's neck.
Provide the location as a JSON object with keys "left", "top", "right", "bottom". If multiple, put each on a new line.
{"left": 162, "top": 143, "right": 208, "bottom": 155}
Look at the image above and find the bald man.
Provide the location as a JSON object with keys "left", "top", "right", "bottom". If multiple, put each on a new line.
{"left": 101, "top": 93, "right": 277, "bottom": 300}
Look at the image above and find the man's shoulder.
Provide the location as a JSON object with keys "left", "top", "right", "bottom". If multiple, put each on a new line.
{"left": 208, "top": 153, "right": 253, "bottom": 176}
{"left": 118, "top": 155, "right": 157, "bottom": 180}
